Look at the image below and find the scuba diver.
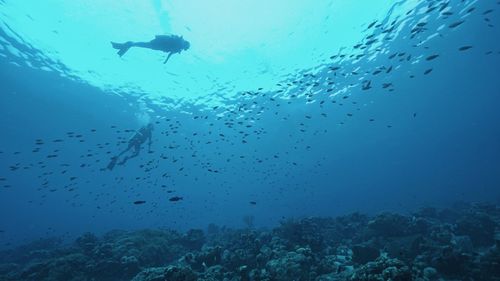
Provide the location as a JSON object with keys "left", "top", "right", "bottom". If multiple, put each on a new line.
{"left": 111, "top": 34, "right": 190, "bottom": 64}
{"left": 106, "top": 123, "right": 154, "bottom": 170}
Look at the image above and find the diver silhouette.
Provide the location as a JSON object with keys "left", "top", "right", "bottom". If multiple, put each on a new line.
{"left": 111, "top": 35, "right": 190, "bottom": 64}
{"left": 106, "top": 123, "right": 153, "bottom": 170}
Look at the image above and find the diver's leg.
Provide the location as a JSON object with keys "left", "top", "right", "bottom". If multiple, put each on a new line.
{"left": 118, "top": 144, "right": 132, "bottom": 156}
{"left": 133, "top": 42, "right": 152, "bottom": 49}
{"left": 106, "top": 156, "right": 119, "bottom": 170}
{"left": 128, "top": 144, "right": 141, "bottom": 160}
{"left": 118, "top": 155, "right": 129, "bottom": 165}
{"left": 118, "top": 144, "right": 140, "bottom": 166}
{"left": 117, "top": 146, "right": 133, "bottom": 165}
{"left": 103, "top": 144, "right": 127, "bottom": 168}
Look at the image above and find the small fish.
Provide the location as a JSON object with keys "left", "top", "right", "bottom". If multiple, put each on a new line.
{"left": 459, "top": 46, "right": 473, "bottom": 51}
{"left": 367, "top": 20, "right": 377, "bottom": 29}
{"left": 362, "top": 80, "right": 372, "bottom": 90}
{"left": 169, "top": 196, "right": 183, "bottom": 202}
{"left": 424, "top": 68, "right": 433, "bottom": 75}
{"left": 426, "top": 7, "right": 437, "bottom": 13}
{"left": 466, "top": 7, "right": 475, "bottom": 13}
{"left": 426, "top": 54, "right": 439, "bottom": 61}
{"left": 249, "top": 201, "right": 257, "bottom": 205}
{"left": 448, "top": 20, "right": 464, "bottom": 28}
{"left": 133, "top": 200, "right": 146, "bottom": 205}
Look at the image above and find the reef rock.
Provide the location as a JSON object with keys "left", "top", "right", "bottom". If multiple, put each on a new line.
{"left": 131, "top": 267, "right": 167, "bottom": 281}
{"left": 164, "top": 265, "right": 198, "bottom": 281}
{"left": 367, "top": 213, "right": 410, "bottom": 237}
{"left": 266, "top": 247, "right": 314, "bottom": 281}
{"left": 349, "top": 256, "right": 411, "bottom": 281}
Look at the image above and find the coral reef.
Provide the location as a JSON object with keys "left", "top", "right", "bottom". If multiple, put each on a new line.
{"left": 0, "top": 203, "right": 499, "bottom": 281}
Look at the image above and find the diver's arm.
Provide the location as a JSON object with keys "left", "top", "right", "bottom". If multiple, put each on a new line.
{"left": 164, "top": 52, "right": 174, "bottom": 64}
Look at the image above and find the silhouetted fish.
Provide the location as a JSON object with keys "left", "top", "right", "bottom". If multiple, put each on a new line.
{"left": 449, "top": 20, "right": 464, "bottom": 28}
{"left": 426, "top": 54, "right": 439, "bottom": 61}
{"left": 367, "top": 21, "right": 377, "bottom": 29}
{"left": 133, "top": 200, "right": 146, "bottom": 205}
{"left": 169, "top": 196, "right": 183, "bottom": 202}
{"left": 362, "top": 80, "right": 372, "bottom": 90}
{"left": 459, "top": 46, "right": 473, "bottom": 51}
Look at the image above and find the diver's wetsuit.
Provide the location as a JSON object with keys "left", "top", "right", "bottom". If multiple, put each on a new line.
{"left": 106, "top": 124, "right": 153, "bottom": 170}
{"left": 135, "top": 35, "right": 188, "bottom": 52}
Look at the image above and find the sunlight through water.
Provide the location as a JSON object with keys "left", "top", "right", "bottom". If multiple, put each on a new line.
{"left": 0, "top": 0, "right": 408, "bottom": 103}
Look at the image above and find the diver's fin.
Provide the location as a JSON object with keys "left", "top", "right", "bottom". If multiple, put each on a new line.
{"left": 111, "top": 41, "right": 133, "bottom": 57}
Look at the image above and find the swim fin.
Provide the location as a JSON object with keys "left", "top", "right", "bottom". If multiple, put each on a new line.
{"left": 111, "top": 41, "right": 133, "bottom": 57}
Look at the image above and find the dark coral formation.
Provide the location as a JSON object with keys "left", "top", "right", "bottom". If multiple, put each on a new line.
{"left": 0, "top": 203, "right": 499, "bottom": 281}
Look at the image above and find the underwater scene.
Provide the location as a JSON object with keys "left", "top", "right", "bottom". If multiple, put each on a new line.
{"left": 1, "top": 0, "right": 500, "bottom": 280}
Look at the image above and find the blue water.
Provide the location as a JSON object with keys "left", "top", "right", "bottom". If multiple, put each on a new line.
{"left": 1, "top": 0, "right": 499, "bottom": 248}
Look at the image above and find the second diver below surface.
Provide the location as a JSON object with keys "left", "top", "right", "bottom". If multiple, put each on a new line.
{"left": 111, "top": 34, "right": 190, "bottom": 64}
{"left": 106, "top": 123, "right": 154, "bottom": 171}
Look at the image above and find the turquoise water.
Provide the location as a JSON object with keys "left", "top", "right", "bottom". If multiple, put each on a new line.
{"left": 1, "top": 0, "right": 500, "bottom": 248}
{"left": 0, "top": 1, "right": 402, "bottom": 101}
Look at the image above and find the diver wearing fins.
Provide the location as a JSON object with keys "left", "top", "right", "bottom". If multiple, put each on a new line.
{"left": 111, "top": 34, "right": 190, "bottom": 64}
{"left": 106, "top": 123, "right": 153, "bottom": 170}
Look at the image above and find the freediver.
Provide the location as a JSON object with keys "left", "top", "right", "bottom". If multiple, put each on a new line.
{"left": 111, "top": 34, "right": 190, "bottom": 64}
{"left": 106, "top": 123, "right": 153, "bottom": 170}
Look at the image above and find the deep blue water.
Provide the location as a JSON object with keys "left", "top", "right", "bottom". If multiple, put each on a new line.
{"left": 1, "top": 0, "right": 500, "bottom": 249}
